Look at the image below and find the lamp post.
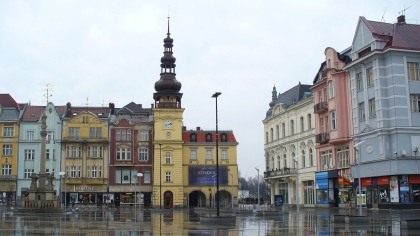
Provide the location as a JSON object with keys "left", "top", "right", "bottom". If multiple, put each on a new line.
{"left": 255, "top": 167, "right": 259, "bottom": 208}
{"left": 212, "top": 92, "right": 221, "bottom": 216}
{"left": 159, "top": 143, "right": 162, "bottom": 209}
{"left": 293, "top": 154, "right": 303, "bottom": 213}
{"left": 59, "top": 172, "right": 68, "bottom": 209}
{"left": 229, "top": 172, "right": 233, "bottom": 209}
{"left": 354, "top": 140, "right": 366, "bottom": 216}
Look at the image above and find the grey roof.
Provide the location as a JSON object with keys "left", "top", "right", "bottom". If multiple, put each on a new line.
{"left": 265, "top": 83, "right": 313, "bottom": 118}
{"left": 0, "top": 107, "right": 20, "bottom": 121}
{"left": 116, "top": 102, "right": 151, "bottom": 115}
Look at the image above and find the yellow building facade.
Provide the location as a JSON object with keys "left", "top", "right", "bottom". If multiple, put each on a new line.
{"left": 61, "top": 104, "right": 110, "bottom": 205}
{"left": 0, "top": 94, "right": 21, "bottom": 202}
{"left": 151, "top": 21, "right": 238, "bottom": 208}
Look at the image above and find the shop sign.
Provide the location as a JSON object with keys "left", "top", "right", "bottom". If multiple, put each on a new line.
{"left": 409, "top": 175, "right": 420, "bottom": 184}
{"left": 75, "top": 186, "right": 95, "bottom": 191}
{"left": 361, "top": 178, "right": 371, "bottom": 186}
{"left": 378, "top": 176, "right": 389, "bottom": 185}
{"left": 316, "top": 179, "right": 328, "bottom": 189}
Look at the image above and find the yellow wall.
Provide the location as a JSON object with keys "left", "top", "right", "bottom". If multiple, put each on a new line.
{"left": 0, "top": 123, "right": 18, "bottom": 194}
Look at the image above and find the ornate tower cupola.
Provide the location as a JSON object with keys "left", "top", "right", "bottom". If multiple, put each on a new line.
{"left": 154, "top": 17, "right": 183, "bottom": 109}
{"left": 265, "top": 85, "right": 278, "bottom": 117}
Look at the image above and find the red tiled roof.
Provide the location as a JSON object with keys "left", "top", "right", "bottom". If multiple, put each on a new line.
{"left": 182, "top": 130, "right": 237, "bottom": 143}
{"left": 0, "top": 94, "right": 20, "bottom": 109}
{"left": 21, "top": 106, "right": 46, "bottom": 121}
{"left": 18, "top": 103, "right": 26, "bottom": 110}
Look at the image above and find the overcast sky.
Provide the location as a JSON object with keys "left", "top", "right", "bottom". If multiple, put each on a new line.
{"left": 1, "top": 0, "right": 419, "bottom": 179}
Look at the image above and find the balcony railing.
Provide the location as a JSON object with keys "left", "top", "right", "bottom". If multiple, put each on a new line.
{"left": 315, "top": 132, "right": 330, "bottom": 143}
{"left": 0, "top": 175, "right": 17, "bottom": 181}
{"left": 314, "top": 102, "right": 328, "bottom": 113}
{"left": 62, "top": 136, "right": 108, "bottom": 143}
{"left": 264, "top": 168, "right": 297, "bottom": 178}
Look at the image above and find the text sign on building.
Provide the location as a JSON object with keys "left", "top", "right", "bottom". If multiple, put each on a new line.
{"left": 75, "top": 186, "right": 95, "bottom": 191}
{"left": 188, "top": 166, "right": 228, "bottom": 185}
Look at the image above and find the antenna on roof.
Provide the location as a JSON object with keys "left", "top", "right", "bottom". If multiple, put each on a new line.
{"left": 82, "top": 97, "right": 92, "bottom": 106}
{"left": 42, "top": 82, "right": 53, "bottom": 103}
{"left": 398, "top": 5, "right": 411, "bottom": 16}
{"left": 98, "top": 98, "right": 106, "bottom": 107}
{"left": 381, "top": 8, "right": 387, "bottom": 22}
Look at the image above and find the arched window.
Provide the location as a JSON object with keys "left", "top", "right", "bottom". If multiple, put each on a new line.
{"left": 206, "top": 133, "right": 212, "bottom": 142}
{"left": 309, "top": 148, "right": 313, "bottom": 166}
{"left": 328, "top": 80, "right": 335, "bottom": 98}
{"left": 307, "top": 114, "right": 312, "bottom": 129}
{"left": 290, "top": 120, "right": 294, "bottom": 135}
{"left": 282, "top": 123, "right": 286, "bottom": 137}
{"left": 190, "top": 133, "right": 197, "bottom": 142}
{"left": 165, "top": 152, "right": 171, "bottom": 164}
{"left": 276, "top": 125, "right": 280, "bottom": 140}
{"left": 270, "top": 128, "right": 274, "bottom": 142}
{"left": 302, "top": 150, "right": 306, "bottom": 167}
{"left": 277, "top": 156, "right": 281, "bottom": 169}
{"left": 283, "top": 154, "right": 287, "bottom": 168}
{"left": 300, "top": 117, "right": 304, "bottom": 132}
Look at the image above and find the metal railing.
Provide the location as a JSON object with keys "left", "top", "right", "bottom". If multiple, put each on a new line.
{"left": 0, "top": 175, "right": 17, "bottom": 180}
{"left": 21, "top": 200, "right": 60, "bottom": 208}
{"left": 264, "top": 168, "right": 297, "bottom": 178}
{"left": 314, "top": 102, "right": 328, "bottom": 113}
{"left": 315, "top": 132, "right": 330, "bottom": 143}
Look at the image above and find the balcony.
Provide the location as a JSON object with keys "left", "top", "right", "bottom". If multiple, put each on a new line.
{"left": 315, "top": 132, "right": 330, "bottom": 144}
{"left": 314, "top": 102, "right": 328, "bottom": 113}
{"left": 264, "top": 168, "right": 297, "bottom": 178}
{"left": 0, "top": 175, "right": 17, "bottom": 181}
{"left": 62, "top": 136, "right": 108, "bottom": 143}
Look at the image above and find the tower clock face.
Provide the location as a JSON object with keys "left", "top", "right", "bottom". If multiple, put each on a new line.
{"left": 165, "top": 120, "right": 173, "bottom": 128}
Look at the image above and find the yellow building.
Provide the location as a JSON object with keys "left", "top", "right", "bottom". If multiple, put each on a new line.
{"left": 152, "top": 21, "right": 238, "bottom": 208}
{"left": 0, "top": 94, "right": 22, "bottom": 202}
{"left": 61, "top": 103, "right": 110, "bottom": 205}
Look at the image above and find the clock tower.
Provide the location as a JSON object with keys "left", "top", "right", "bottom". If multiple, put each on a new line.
{"left": 152, "top": 18, "right": 185, "bottom": 209}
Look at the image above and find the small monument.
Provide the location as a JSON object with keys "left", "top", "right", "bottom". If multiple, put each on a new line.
{"left": 19, "top": 113, "right": 62, "bottom": 213}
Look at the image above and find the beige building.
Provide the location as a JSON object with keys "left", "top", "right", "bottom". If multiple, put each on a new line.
{"left": 263, "top": 84, "right": 316, "bottom": 207}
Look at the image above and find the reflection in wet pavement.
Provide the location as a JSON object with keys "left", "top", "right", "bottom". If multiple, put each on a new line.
{"left": 0, "top": 206, "right": 419, "bottom": 235}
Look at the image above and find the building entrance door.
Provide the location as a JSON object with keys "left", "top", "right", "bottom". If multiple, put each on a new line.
{"left": 164, "top": 191, "right": 173, "bottom": 209}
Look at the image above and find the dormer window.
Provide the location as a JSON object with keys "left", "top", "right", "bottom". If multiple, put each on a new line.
{"left": 221, "top": 133, "right": 227, "bottom": 142}
{"left": 358, "top": 47, "right": 371, "bottom": 58}
{"left": 206, "top": 133, "right": 212, "bottom": 142}
{"left": 190, "top": 133, "right": 197, "bottom": 142}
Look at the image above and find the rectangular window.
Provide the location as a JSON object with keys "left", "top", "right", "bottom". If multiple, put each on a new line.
{"left": 206, "top": 149, "right": 212, "bottom": 160}
{"left": 87, "top": 166, "right": 90, "bottom": 178}
{"left": 89, "top": 128, "right": 95, "bottom": 138}
{"left": 116, "top": 148, "right": 131, "bottom": 160}
{"left": 78, "top": 146, "right": 82, "bottom": 157}
{"left": 328, "top": 80, "right": 335, "bottom": 98}
{"left": 357, "top": 72, "right": 363, "bottom": 91}
{"left": 290, "top": 120, "right": 294, "bottom": 135}
{"left": 369, "top": 98, "right": 376, "bottom": 118}
{"left": 166, "top": 153, "right": 171, "bottom": 164}
{"left": 410, "top": 94, "right": 420, "bottom": 112}
{"left": 53, "top": 149, "right": 55, "bottom": 159}
{"left": 71, "top": 166, "right": 76, "bottom": 178}
{"left": 25, "top": 149, "right": 35, "bottom": 160}
{"left": 71, "top": 146, "right": 76, "bottom": 157}
{"left": 276, "top": 125, "right": 279, "bottom": 139}
{"left": 307, "top": 114, "right": 312, "bottom": 129}
{"left": 96, "top": 128, "right": 102, "bottom": 138}
{"left": 92, "top": 166, "right": 97, "bottom": 178}
{"left": 78, "top": 166, "right": 81, "bottom": 178}
{"left": 139, "top": 148, "right": 148, "bottom": 161}
{"left": 265, "top": 132, "right": 268, "bottom": 144}
{"left": 2, "top": 165, "right": 11, "bottom": 175}
{"left": 331, "top": 110, "right": 337, "bottom": 130}
{"left": 408, "top": 62, "right": 419, "bottom": 81}
{"left": 221, "top": 149, "right": 228, "bottom": 160}
{"left": 321, "top": 150, "right": 333, "bottom": 170}
{"left": 144, "top": 170, "right": 151, "bottom": 183}
{"left": 92, "top": 146, "right": 98, "bottom": 158}
{"left": 337, "top": 147, "right": 349, "bottom": 168}
{"left": 139, "top": 130, "right": 148, "bottom": 141}
{"left": 46, "top": 149, "right": 50, "bottom": 160}
{"left": 359, "top": 102, "right": 366, "bottom": 121}
{"left": 116, "top": 130, "right": 121, "bottom": 141}
{"left": 46, "top": 131, "right": 54, "bottom": 143}
{"left": 367, "top": 67, "right": 374, "bottom": 87}
{"left": 282, "top": 123, "right": 286, "bottom": 137}
{"left": 122, "top": 170, "right": 130, "bottom": 183}
{"left": 69, "top": 127, "right": 74, "bottom": 138}
{"left": 24, "top": 168, "right": 34, "bottom": 179}
{"left": 27, "top": 131, "right": 34, "bottom": 140}
{"left": 300, "top": 117, "right": 304, "bottom": 132}
{"left": 3, "top": 127, "right": 14, "bottom": 136}
{"left": 165, "top": 172, "right": 171, "bottom": 182}
{"left": 2, "top": 145, "right": 12, "bottom": 156}
{"left": 121, "top": 130, "right": 127, "bottom": 141}
{"left": 115, "top": 170, "right": 121, "bottom": 183}
{"left": 99, "top": 146, "right": 103, "bottom": 158}
{"left": 99, "top": 166, "right": 102, "bottom": 178}
{"left": 190, "top": 149, "right": 197, "bottom": 160}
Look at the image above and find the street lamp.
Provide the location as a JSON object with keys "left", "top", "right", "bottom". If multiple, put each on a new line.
{"left": 229, "top": 172, "right": 233, "bottom": 209}
{"left": 134, "top": 172, "right": 143, "bottom": 219}
{"left": 159, "top": 143, "right": 162, "bottom": 209}
{"left": 255, "top": 167, "right": 259, "bottom": 208}
{"left": 59, "top": 172, "right": 68, "bottom": 209}
{"left": 354, "top": 140, "right": 366, "bottom": 216}
{"left": 212, "top": 92, "right": 221, "bottom": 216}
{"left": 293, "top": 154, "right": 303, "bottom": 212}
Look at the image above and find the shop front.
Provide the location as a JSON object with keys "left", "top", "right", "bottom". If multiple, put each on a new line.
{"left": 68, "top": 185, "right": 107, "bottom": 205}
{"left": 315, "top": 172, "right": 329, "bottom": 205}
{"left": 337, "top": 168, "right": 353, "bottom": 206}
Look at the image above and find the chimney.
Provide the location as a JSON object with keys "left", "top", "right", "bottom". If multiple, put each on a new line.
{"left": 138, "top": 104, "right": 142, "bottom": 108}
{"left": 109, "top": 103, "right": 115, "bottom": 109}
{"left": 182, "top": 126, "right": 186, "bottom": 131}
{"left": 397, "top": 15, "right": 406, "bottom": 24}
{"left": 66, "top": 102, "right": 71, "bottom": 109}
{"left": 196, "top": 127, "right": 201, "bottom": 131}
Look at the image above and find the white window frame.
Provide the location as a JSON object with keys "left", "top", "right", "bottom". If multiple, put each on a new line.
{"left": 321, "top": 150, "right": 333, "bottom": 170}
{"left": 165, "top": 172, "right": 171, "bottom": 182}
{"left": 46, "top": 149, "right": 50, "bottom": 160}
{"left": 26, "top": 130, "right": 34, "bottom": 140}
{"left": 70, "top": 166, "right": 76, "bottom": 178}
{"left": 3, "top": 127, "right": 14, "bottom": 136}
{"left": 25, "top": 149, "right": 35, "bottom": 160}
{"left": 139, "top": 130, "right": 148, "bottom": 141}
{"left": 165, "top": 152, "right": 171, "bottom": 164}
{"left": 337, "top": 147, "right": 350, "bottom": 168}
{"left": 369, "top": 98, "right": 376, "bottom": 118}
{"left": 357, "top": 72, "right": 363, "bottom": 91}
{"left": 2, "top": 145, "right": 12, "bottom": 156}
{"left": 24, "top": 168, "right": 34, "bottom": 179}
{"left": 139, "top": 148, "right": 148, "bottom": 161}
{"left": 331, "top": 110, "right": 337, "bottom": 130}
{"left": 410, "top": 94, "right": 420, "bottom": 112}
{"left": 359, "top": 102, "right": 365, "bottom": 121}
{"left": 144, "top": 170, "right": 151, "bottom": 183}
{"left": 328, "top": 80, "right": 335, "bottom": 98}
{"left": 92, "top": 166, "right": 97, "bottom": 178}
{"left": 2, "top": 165, "right": 12, "bottom": 175}
{"left": 116, "top": 148, "right": 131, "bottom": 160}
{"left": 408, "top": 62, "right": 419, "bottom": 81}
{"left": 366, "top": 67, "right": 374, "bottom": 87}
{"left": 221, "top": 149, "right": 228, "bottom": 160}
{"left": 206, "top": 149, "right": 212, "bottom": 160}
{"left": 190, "top": 149, "right": 197, "bottom": 160}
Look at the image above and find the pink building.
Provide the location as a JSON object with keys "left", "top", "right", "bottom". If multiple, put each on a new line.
{"left": 311, "top": 47, "right": 357, "bottom": 205}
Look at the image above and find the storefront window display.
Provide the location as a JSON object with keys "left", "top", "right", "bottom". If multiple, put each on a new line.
{"left": 412, "top": 184, "right": 420, "bottom": 203}
{"left": 78, "top": 193, "right": 96, "bottom": 203}
{"left": 316, "top": 189, "right": 328, "bottom": 204}
{"left": 379, "top": 186, "right": 390, "bottom": 203}
{"left": 278, "top": 183, "right": 288, "bottom": 204}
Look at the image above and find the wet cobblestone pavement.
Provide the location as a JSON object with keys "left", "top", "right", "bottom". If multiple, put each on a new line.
{"left": 0, "top": 205, "right": 420, "bottom": 235}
